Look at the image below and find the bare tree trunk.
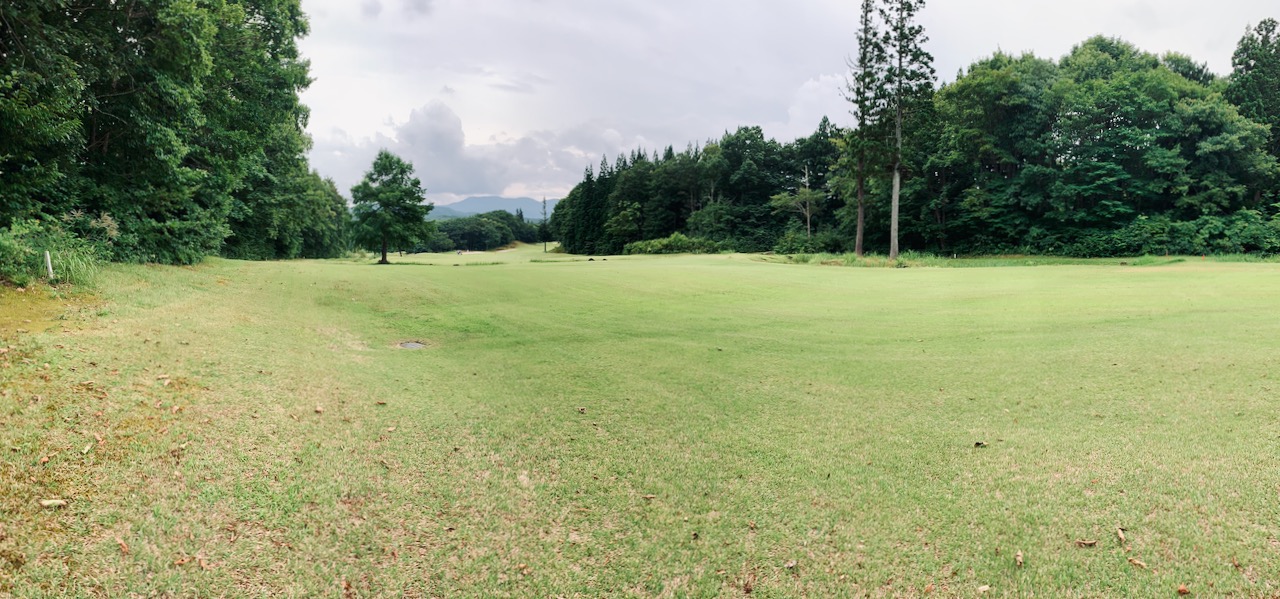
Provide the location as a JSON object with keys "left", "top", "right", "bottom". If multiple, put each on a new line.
{"left": 855, "top": 160, "right": 866, "bottom": 257}
{"left": 890, "top": 6, "right": 904, "bottom": 261}
{"left": 379, "top": 235, "right": 390, "bottom": 264}
{"left": 890, "top": 167, "right": 900, "bottom": 259}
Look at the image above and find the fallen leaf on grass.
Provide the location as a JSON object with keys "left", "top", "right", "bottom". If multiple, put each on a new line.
{"left": 174, "top": 556, "right": 192, "bottom": 566}
{"left": 314, "top": 406, "right": 324, "bottom": 414}
{"left": 116, "top": 537, "right": 129, "bottom": 555}
{"left": 375, "top": 401, "right": 387, "bottom": 406}
{"left": 977, "top": 585, "right": 990, "bottom": 593}
{"left": 1117, "top": 527, "right": 1127, "bottom": 545}
{"left": 39, "top": 499, "right": 67, "bottom": 508}
{"left": 1015, "top": 550, "right": 1023, "bottom": 567}
{"left": 641, "top": 494, "right": 657, "bottom": 500}
{"left": 1075, "top": 539, "right": 1097, "bottom": 547}
{"left": 974, "top": 441, "right": 988, "bottom": 448}
{"left": 923, "top": 583, "right": 934, "bottom": 594}
{"left": 784, "top": 560, "right": 797, "bottom": 570}
{"left": 1178, "top": 584, "right": 1190, "bottom": 595}
{"left": 385, "top": 427, "right": 396, "bottom": 432}
{"left": 1128, "top": 557, "right": 1147, "bottom": 569}
{"left": 577, "top": 407, "right": 586, "bottom": 414}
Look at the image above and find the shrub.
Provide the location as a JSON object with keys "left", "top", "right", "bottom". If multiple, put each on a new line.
{"left": 0, "top": 219, "right": 108, "bottom": 287}
{"left": 623, "top": 233, "right": 733, "bottom": 255}
{"left": 772, "top": 231, "right": 816, "bottom": 255}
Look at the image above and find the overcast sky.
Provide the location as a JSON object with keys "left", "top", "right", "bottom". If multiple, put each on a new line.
{"left": 297, "top": 0, "right": 1275, "bottom": 204}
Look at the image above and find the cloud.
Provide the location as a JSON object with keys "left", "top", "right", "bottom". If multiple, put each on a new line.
{"left": 404, "top": 0, "right": 434, "bottom": 16}
{"left": 299, "top": 0, "right": 1277, "bottom": 204}
{"left": 311, "top": 100, "right": 678, "bottom": 203}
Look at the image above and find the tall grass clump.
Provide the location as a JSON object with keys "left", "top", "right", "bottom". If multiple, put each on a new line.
{"left": 0, "top": 214, "right": 114, "bottom": 287}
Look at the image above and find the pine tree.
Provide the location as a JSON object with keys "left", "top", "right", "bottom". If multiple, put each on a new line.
{"left": 844, "top": 0, "right": 888, "bottom": 256}
{"left": 879, "top": 0, "right": 935, "bottom": 259}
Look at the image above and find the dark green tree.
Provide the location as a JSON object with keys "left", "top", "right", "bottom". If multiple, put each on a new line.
{"left": 1225, "top": 18, "right": 1280, "bottom": 202}
{"left": 351, "top": 150, "right": 434, "bottom": 264}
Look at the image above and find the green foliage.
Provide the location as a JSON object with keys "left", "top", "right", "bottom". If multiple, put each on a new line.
{"left": 0, "top": 0, "right": 331, "bottom": 267}
{"left": 436, "top": 214, "right": 515, "bottom": 252}
{"left": 622, "top": 233, "right": 732, "bottom": 255}
{"left": 1226, "top": 19, "right": 1280, "bottom": 161}
{"left": 351, "top": 151, "right": 434, "bottom": 263}
{"left": 0, "top": 219, "right": 108, "bottom": 287}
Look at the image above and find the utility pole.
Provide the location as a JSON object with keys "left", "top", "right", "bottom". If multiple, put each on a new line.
{"left": 541, "top": 197, "right": 548, "bottom": 253}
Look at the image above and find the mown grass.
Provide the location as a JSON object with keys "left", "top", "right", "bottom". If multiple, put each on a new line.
{"left": 2, "top": 245, "right": 1279, "bottom": 597}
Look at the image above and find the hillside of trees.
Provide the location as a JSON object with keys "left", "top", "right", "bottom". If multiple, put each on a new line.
{"left": 1, "top": 0, "right": 347, "bottom": 274}
{"left": 553, "top": 20, "right": 1280, "bottom": 258}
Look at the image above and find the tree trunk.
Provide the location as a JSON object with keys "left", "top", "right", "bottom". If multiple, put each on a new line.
{"left": 856, "top": 157, "right": 866, "bottom": 257}
{"left": 379, "top": 234, "right": 390, "bottom": 264}
{"left": 805, "top": 209, "right": 812, "bottom": 239}
{"left": 890, "top": 8, "right": 904, "bottom": 262}
{"left": 890, "top": 167, "right": 901, "bottom": 260}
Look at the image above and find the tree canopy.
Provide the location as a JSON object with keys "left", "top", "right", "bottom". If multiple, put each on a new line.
{"left": 351, "top": 151, "right": 434, "bottom": 264}
{"left": 0, "top": 0, "right": 347, "bottom": 265}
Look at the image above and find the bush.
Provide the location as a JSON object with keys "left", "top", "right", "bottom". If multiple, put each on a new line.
{"left": 1060, "top": 211, "right": 1280, "bottom": 257}
{"left": 772, "top": 231, "right": 816, "bottom": 254}
{"left": 0, "top": 219, "right": 108, "bottom": 287}
{"left": 623, "top": 232, "right": 733, "bottom": 255}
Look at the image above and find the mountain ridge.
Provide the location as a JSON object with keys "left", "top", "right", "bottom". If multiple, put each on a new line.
{"left": 429, "top": 196, "right": 559, "bottom": 220}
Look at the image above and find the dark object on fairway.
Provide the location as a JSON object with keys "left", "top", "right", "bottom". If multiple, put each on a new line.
{"left": 577, "top": 407, "right": 586, "bottom": 414}
{"left": 602, "top": 258, "right": 607, "bottom": 261}
{"left": 974, "top": 441, "right": 988, "bottom": 448}
{"left": 589, "top": 258, "right": 595, "bottom": 261}
{"left": 398, "top": 342, "right": 426, "bottom": 349}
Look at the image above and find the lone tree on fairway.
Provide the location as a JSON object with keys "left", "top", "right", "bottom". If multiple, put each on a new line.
{"left": 352, "top": 150, "right": 434, "bottom": 264}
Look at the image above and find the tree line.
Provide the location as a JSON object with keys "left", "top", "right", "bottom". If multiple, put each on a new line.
{"left": 0, "top": 0, "right": 348, "bottom": 276}
{"left": 552, "top": 7, "right": 1280, "bottom": 258}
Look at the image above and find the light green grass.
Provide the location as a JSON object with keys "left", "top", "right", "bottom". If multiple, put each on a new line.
{"left": 2, "top": 250, "right": 1279, "bottom": 597}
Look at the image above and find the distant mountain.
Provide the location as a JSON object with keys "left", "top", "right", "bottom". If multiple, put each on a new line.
{"left": 425, "top": 204, "right": 471, "bottom": 221}
{"left": 432, "top": 196, "right": 559, "bottom": 220}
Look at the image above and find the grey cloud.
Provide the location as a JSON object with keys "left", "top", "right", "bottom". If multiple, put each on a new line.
{"left": 405, "top": 0, "right": 434, "bottom": 16}
{"left": 310, "top": 101, "right": 672, "bottom": 202}
{"left": 360, "top": 0, "right": 382, "bottom": 18}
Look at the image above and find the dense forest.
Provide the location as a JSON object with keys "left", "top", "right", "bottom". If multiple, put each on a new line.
{"left": 553, "top": 16, "right": 1280, "bottom": 257}
{"left": 0, "top": 0, "right": 347, "bottom": 280}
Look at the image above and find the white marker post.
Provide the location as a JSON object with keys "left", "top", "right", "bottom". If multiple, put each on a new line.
{"left": 45, "top": 251, "right": 54, "bottom": 280}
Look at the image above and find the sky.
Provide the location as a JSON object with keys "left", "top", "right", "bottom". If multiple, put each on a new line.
{"left": 297, "top": 0, "right": 1276, "bottom": 204}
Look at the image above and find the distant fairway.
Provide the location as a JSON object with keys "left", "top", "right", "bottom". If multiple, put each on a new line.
{"left": 3, "top": 247, "right": 1279, "bottom": 597}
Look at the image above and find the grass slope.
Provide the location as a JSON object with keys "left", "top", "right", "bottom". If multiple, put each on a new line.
{"left": 2, "top": 248, "right": 1279, "bottom": 597}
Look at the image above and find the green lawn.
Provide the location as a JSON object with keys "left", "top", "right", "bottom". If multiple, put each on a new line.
{"left": 3, "top": 247, "right": 1279, "bottom": 597}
